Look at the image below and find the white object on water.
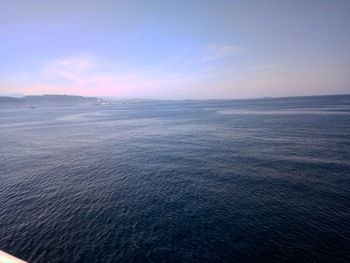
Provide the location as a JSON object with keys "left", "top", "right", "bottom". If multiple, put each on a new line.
{"left": 0, "top": 250, "right": 27, "bottom": 263}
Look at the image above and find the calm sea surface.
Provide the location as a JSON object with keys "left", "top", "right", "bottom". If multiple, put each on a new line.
{"left": 1, "top": 95, "right": 350, "bottom": 262}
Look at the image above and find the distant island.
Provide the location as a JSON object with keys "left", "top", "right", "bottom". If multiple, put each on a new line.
{"left": 0, "top": 95, "right": 107, "bottom": 108}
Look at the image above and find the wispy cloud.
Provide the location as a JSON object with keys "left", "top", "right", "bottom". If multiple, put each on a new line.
{"left": 1, "top": 43, "right": 242, "bottom": 98}
{"left": 42, "top": 44, "right": 236, "bottom": 89}
{"left": 44, "top": 53, "right": 101, "bottom": 86}
{"left": 163, "top": 44, "right": 241, "bottom": 71}
{"left": 27, "top": 53, "right": 205, "bottom": 97}
{"left": 199, "top": 44, "right": 240, "bottom": 62}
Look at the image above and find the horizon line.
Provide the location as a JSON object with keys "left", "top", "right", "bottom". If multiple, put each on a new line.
{"left": 1, "top": 92, "right": 349, "bottom": 102}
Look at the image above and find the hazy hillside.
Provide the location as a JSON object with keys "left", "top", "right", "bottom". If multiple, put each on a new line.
{"left": 0, "top": 95, "right": 106, "bottom": 108}
{"left": 0, "top": 97, "right": 23, "bottom": 103}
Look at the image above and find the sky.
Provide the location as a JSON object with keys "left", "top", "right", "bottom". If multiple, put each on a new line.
{"left": 0, "top": 0, "right": 349, "bottom": 99}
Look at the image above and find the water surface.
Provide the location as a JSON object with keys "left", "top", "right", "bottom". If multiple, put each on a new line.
{"left": 1, "top": 95, "right": 350, "bottom": 262}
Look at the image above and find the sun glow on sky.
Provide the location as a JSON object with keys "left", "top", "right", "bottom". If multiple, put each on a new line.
{"left": 1, "top": 0, "right": 349, "bottom": 99}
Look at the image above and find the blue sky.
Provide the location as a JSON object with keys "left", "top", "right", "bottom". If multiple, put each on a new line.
{"left": 1, "top": 0, "right": 349, "bottom": 99}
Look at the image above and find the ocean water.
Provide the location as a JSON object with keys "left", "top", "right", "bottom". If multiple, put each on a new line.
{"left": 1, "top": 95, "right": 350, "bottom": 262}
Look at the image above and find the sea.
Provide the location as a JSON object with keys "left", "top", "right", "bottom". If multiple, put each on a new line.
{"left": 1, "top": 95, "right": 350, "bottom": 262}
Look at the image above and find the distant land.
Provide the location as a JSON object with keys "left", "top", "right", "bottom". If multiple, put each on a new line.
{"left": 1, "top": 94, "right": 349, "bottom": 109}
{"left": 0, "top": 95, "right": 107, "bottom": 108}
{"left": 0, "top": 93, "right": 24, "bottom": 98}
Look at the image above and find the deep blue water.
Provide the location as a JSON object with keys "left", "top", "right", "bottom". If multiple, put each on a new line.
{"left": 1, "top": 95, "right": 350, "bottom": 262}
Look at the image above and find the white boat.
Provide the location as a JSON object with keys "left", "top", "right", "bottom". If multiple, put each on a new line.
{"left": 0, "top": 250, "right": 27, "bottom": 263}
